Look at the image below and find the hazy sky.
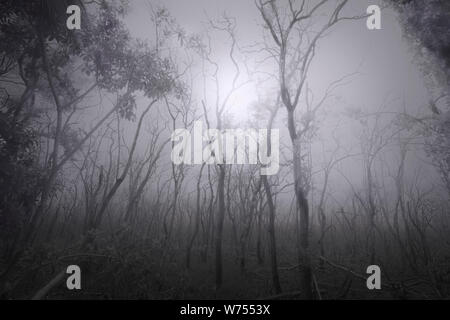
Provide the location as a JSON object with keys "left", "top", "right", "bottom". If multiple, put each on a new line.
{"left": 120, "top": 0, "right": 440, "bottom": 206}
{"left": 124, "top": 0, "right": 428, "bottom": 118}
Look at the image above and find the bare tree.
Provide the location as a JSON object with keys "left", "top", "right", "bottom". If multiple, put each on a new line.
{"left": 193, "top": 14, "right": 248, "bottom": 289}
{"left": 256, "top": 0, "right": 364, "bottom": 298}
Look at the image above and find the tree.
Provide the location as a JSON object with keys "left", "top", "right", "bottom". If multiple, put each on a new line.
{"left": 388, "top": 0, "right": 450, "bottom": 197}
{"left": 0, "top": 0, "right": 178, "bottom": 286}
{"left": 260, "top": 96, "right": 282, "bottom": 293}
{"left": 256, "top": 0, "right": 363, "bottom": 299}
{"left": 190, "top": 14, "right": 248, "bottom": 290}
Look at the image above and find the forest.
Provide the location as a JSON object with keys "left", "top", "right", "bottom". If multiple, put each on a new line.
{"left": 0, "top": 0, "right": 449, "bottom": 300}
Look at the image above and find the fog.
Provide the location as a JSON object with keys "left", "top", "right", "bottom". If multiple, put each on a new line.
{"left": 1, "top": 0, "right": 449, "bottom": 299}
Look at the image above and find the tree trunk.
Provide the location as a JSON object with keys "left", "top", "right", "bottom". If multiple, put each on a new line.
{"left": 186, "top": 163, "right": 205, "bottom": 269}
{"left": 215, "top": 164, "right": 226, "bottom": 289}
{"left": 262, "top": 175, "right": 282, "bottom": 294}
{"left": 290, "top": 114, "right": 312, "bottom": 299}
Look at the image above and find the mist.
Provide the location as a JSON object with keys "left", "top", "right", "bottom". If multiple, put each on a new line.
{"left": 0, "top": 0, "right": 449, "bottom": 300}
